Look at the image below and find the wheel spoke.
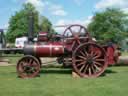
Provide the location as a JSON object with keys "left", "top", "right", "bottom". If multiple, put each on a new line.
{"left": 68, "top": 27, "right": 74, "bottom": 36}
{"left": 78, "top": 55, "right": 86, "bottom": 60}
{"left": 89, "top": 46, "right": 98, "bottom": 56}
{"left": 71, "top": 41, "right": 76, "bottom": 49}
{"left": 76, "top": 60, "right": 86, "bottom": 67}
{"left": 28, "top": 59, "right": 33, "bottom": 65}
{"left": 32, "top": 61, "right": 37, "bottom": 67}
{"left": 78, "top": 27, "right": 82, "bottom": 34}
{"left": 93, "top": 64, "right": 101, "bottom": 71}
{"left": 79, "top": 50, "right": 86, "bottom": 56}
{"left": 93, "top": 53, "right": 101, "bottom": 59}
{"left": 90, "top": 50, "right": 94, "bottom": 56}
{"left": 83, "top": 64, "right": 89, "bottom": 74}
{"left": 19, "top": 63, "right": 25, "bottom": 72}
{"left": 94, "top": 61, "right": 102, "bottom": 66}
{"left": 88, "top": 45, "right": 93, "bottom": 52}
{"left": 91, "top": 64, "right": 95, "bottom": 74}
{"left": 95, "top": 59, "right": 105, "bottom": 62}
{"left": 88, "top": 67, "right": 92, "bottom": 76}
{"left": 84, "top": 49, "right": 89, "bottom": 56}
{"left": 76, "top": 39, "right": 81, "bottom": 45}
{"left": 75, "top": 59, "right": 83, "bottom": 62}
{"left": 79, "top": 64, "right": 85, "bottom": 72}
{"left": 92, "top": 51, "right": 98, "bottom": 57}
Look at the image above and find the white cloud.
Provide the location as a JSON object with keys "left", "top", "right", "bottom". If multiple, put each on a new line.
{"left": 54, "top": 20, "right": 69, "bottom": 33}
{"left": 55, "top": 16, "right": 93, "bottom": 26}
{"left": 54, "top": 16, "right": 93, "bottom": 33}
{"left": 25, "top": 0, "right": 67, "bottom": 16}
{"left": 49, "top": 4, "right": 67, "bottom": 16}
{"left": 84, "top": 16, "right": 93, "bottom": 26}
{"left": 95, "top": 0, "right": 128, "bottom": 14}
{"left": 55, "top": 19, "right": 67, "bottom": 25}
{"left": 95, "top": 0, "right": 128, "bottom": 9}
{"left": 25, "top": 0, "right": 45, "bottom": 12}
{"left": 51, "top": 9, "right": 67, "bottom": 16}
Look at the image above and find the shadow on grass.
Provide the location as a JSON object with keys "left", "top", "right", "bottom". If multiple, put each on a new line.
{"left": 100, "top": 69, "right": 117, "bottom": 77}
{"left": 15, "top": 66, "right": 118, "bottom": 78}
{"left": 40, "top": 64, "right": 118, "bottom": 76}
{"left": 104, "top": 69, "right": 117, "bottom": 74}
{"left": 40, "top": 67, "right": 117, "bottom": 78}
{"left": 40, "top": 68, "right": 72, "bottom": 75}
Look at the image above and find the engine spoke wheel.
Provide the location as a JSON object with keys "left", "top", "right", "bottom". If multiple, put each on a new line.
{"left": 72, "top": 43, "right": 108, "bottom": 78}
{"left": 63, "top": 24, "right": 90, "bottom": 50}
{"left": 17, "top": 55, "right": 40, "bottom": 78}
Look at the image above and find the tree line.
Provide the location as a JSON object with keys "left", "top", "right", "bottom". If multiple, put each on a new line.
{"left": 6, "top": 3, "right": 128, "bottom": 46}
{"left": 6, "top": 3, "right": 55, "bottom": 42}
{"left": 88, "top": 8, "right": 128, "bottom": 45}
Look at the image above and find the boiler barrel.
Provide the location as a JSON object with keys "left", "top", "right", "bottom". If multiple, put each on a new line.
{"left": 24, "top": 43, "right": 64, "bottom": 57}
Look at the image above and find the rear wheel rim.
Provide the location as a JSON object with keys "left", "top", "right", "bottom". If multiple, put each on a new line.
{"left": 72, "top": 43, "right": 108, "bottom": 78}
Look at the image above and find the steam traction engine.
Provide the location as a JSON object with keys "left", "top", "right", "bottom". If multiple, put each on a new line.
{"left": 17, "top": 24, "right": 110, "bottom": 78}
{"left": 17, "top": 14, "right": 120, "bottom": 78}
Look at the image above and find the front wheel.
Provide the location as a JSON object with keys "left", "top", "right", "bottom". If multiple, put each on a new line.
{"left": 17, "top": 55, "right": 41, "bottom": 78}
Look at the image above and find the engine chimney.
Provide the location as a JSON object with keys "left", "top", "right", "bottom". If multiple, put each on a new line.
{"left": 28, "top": 12, "right": 34, "bottom": 43}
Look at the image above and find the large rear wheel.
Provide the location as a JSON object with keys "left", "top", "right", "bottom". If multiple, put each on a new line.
{"left": 72, "top": 43, "right": 108, "bottom": 78}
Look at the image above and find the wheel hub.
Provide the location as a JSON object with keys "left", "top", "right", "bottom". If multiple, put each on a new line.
{"left": 24, "top": 66, "right": 32, "bottom": 72}
{"left": 87, "top": 57, "right": 94, "bottom": 64}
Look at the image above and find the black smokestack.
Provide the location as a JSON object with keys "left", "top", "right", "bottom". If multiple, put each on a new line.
{"left": 0, "top": 29, "right": 3, "bottom": 43}
{"left": 28, "top": 12, "right": 34, "bottom": 43}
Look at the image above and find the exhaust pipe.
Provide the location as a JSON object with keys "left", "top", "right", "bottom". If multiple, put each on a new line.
{"left": 28, "top": 12, "right": 34, "bottom": 43}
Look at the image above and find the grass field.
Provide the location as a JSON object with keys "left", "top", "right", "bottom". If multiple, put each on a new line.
{"left": 0, "top": 65, "right": 128, "bottom": 96}
{"left": 122, "top": 52, "right": 128, "bottom": 56}
{"left": 1, "top": 53, "right": 128, "bottom": 96}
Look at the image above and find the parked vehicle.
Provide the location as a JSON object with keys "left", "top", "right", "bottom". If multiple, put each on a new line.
{"left": 15, "top": 37, "right": 28, "bottom": 48}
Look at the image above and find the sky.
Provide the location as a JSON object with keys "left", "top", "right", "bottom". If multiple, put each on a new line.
{"left": 0, "top": 0, "right": 128, "bottom": 32}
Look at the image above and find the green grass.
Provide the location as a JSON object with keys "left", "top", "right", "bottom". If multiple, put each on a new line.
{"left": 122, "top": 52, "right": 128, "bottom": 56}
{"left": 2, "top": 54, "right": 23, "bottom": 64}
{"left": 0, "top": 66, "right": 128, "bottom": 96}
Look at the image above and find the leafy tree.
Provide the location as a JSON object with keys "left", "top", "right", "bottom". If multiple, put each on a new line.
{"left": 6, "top": 3, "right": 55, "bottom": 43}
{"left": 6, "top": 3, "right": 39, "bottom": 42}
{"left": 39, "top": 16, "right": 57, "bottom": 37}
{"left": 88, "top": 8, "right": 128, "bottom": 44}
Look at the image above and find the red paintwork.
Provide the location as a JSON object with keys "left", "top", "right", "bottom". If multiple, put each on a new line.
{"left": 103, "top": 44, "right": 120, "bottom": 65}
{"left": 35, "top": 42, "right": 64, "bottom": 57}
{"left": 36, "top": 32, "right": 120, "bottom": 65}
{"left": 38, "top": 32, "right": 48, "bottom": 42}
{"left": 106, "top": 46, "right": 115, "bottom": 65}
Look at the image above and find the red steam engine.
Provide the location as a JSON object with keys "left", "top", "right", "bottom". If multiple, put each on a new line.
{"left": 16, "top": 14, "right": 120, "bottom": 78}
